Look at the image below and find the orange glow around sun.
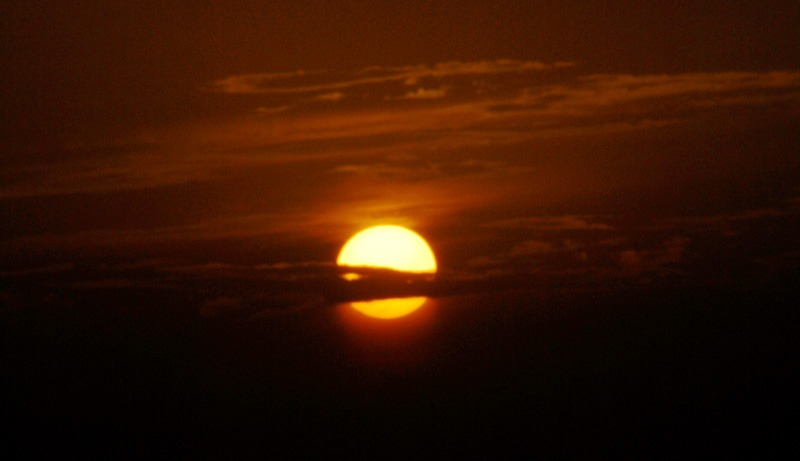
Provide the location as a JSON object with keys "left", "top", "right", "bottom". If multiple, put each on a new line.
{"left": 337, "top": 225, "right": 437, "bottom": 273}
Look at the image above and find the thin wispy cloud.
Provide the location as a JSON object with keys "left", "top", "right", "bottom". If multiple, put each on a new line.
{"left": 656, "top": 208, "right": 795, "bottom": 233}
{"left": 494, "top": 71, "right": 800, "bottom": 118}
{"left": 208, "top": 59, "right": 568, "bottom": 94}
{"left": 314, "top": 92, "right": 345, "bottom": 101}
{"left": 5, "top": 63, "right": 799, "bottom": 199}
{"left": 490, "top": 216, "right": 615, "bottom": 231}
{"left": 399, "top": 87, "right": 447, "bottom": 99}
{"left": 255, "top": 105, "right": 290, "bottom": 115}
{"left": 508, "top": 240, "right": 556, "bottom": 257}
{"left": 0, "top": 263, "right": 75, "bottom": 277}
{"left": 255, "top": 261, "right": 334, "bottom": 270}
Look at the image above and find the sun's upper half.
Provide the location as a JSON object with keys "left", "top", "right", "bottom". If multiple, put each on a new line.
{"left": 337, "top": 225, "right": 437, "bottom": 273}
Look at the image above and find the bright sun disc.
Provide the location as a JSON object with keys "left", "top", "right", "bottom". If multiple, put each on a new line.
{"left": 350, "top": 297, "right": 428, "bottom": 319}
{"left": 337, "top": 225, "right": 437, "bottom": 273}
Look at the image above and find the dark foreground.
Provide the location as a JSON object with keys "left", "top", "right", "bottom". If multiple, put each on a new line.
{"left": 2, "top": 278, "right": 797, "bottom": 458}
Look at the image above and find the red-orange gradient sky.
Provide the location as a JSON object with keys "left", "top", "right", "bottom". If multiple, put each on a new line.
{"left": 3, "top": 2, "right": 800, "bottom": 456}
{"left": 2, "top": 1, "right": 800, "bottom": 301}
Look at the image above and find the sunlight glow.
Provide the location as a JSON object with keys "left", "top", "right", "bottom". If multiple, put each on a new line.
{"left": 350, "top": 297, "right": 428, "bottom": 319}
{"left": 337, "top": 225, "right": 437, "bottom": 273}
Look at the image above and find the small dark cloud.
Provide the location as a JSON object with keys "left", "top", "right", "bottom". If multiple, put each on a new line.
{"left": 255, "top": 261, "right": 333, "bottom": 270}
{"left": 657, "top": 208, "right": 796, "bottom": 237}
{"left": 509, "top": 240, "right": 555, "bottom": 257}
{"left": 0, "top": 262, "right": 74, "bottom": 277}
{"left": 619, "top": 250, "right": 643, "bottom": 267}
{"left": 200, "top": 296, "right": 245, "bottom": 317}
{"left": 70, "top": 279, "right": 140, "bottom": 289}
{"left": 617, "top": 236, "right": 690, "bottom": 278}
{"left": 490, "top": 215, "right": 614, "bottom": 231}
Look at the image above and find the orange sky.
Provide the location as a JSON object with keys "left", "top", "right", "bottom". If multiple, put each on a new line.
{"left": 2, "top": 1, "right": 800, "bottom": 300}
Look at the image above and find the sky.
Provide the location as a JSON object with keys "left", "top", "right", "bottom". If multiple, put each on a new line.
{"left": 3, "top": 2, "right": 800, "bottom": 292}
{"left": 2, "top": 1, "right": 799, "bottom": 454}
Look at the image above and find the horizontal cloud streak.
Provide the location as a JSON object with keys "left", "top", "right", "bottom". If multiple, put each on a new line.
{"left": 5, "top": 64, "right": 799, "bottom": 199}
{"left": 490, "top": 216, "right": 615, "bottom": 231}
{"left": 400, "top": 87, "right": 447, "bottom": 99}
{"left": 209, "top": 60, "right": 569, "bottom": 94}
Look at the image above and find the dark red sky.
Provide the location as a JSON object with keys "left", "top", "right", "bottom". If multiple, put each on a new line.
{"left": 2, "top": 0, "right": 800, "bottom": 295}
{"left": 3, "top": 3, "right": 800, "bottom": 455}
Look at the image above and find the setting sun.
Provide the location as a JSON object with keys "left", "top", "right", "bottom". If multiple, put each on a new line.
{"left": 337, "top": 225, "right": 437, "bottom": 273}
{"left": 350, "top": 297, "right": 428, "bottom": 319}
